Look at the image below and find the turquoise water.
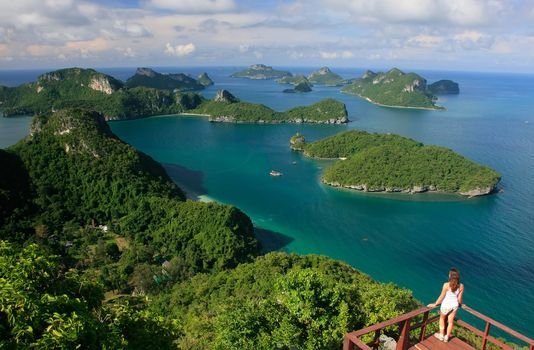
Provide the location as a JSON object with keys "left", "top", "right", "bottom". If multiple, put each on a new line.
{"left": 1, "top": 67, "right": 533, "bottom": 338}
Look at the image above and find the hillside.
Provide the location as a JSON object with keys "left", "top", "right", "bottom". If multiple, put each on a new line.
{"left": 428, "top": 79, "right": 460, "bottom": 94}
{"left": 295, "top": 130, "right": 501, "bottom": 196}
{"left": 276, "top": 74, "right": 310, "bottom": 85}
{"left": 0, "top": 108, "right": 423, "bottom": 349}
{"left": 231, "top": 64, "right": 292, "bottom": 79}
{"left": 0, "top": 67, "right": 204, "bottom": 120}
{"left": 192, "top": 90, "right": 348, "bottom": 123}
{"left": 125, "top": 67, "right": 205, "bottom": 91}
{"left": 341, "top": 68, "right": 442, "bottom": 109}
{"left": 197, "top": 72, "right": 214, "bottom": 86}
{"left": 283, "top": 81, "right": 313, "bottom": 93}
{"left": 307, "top": 66, "right": 345, "bottom": 86}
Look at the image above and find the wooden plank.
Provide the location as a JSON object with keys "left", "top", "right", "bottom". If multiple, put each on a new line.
{"left": 352, "top": 307, "right": 432, "bottom": 336}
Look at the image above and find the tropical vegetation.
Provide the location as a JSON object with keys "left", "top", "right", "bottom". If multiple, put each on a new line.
{"left": 296, "top": 130, "right": 501, "bottom": 195}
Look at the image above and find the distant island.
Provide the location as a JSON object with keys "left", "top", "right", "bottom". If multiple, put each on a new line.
{"left": 197, "top": 72, "right": 214, "bottom": 86}
{"left": 277, "top": 74, "right": 310, "bottom": 85}
{"left": 292, "top": 130, "right": 500, "bottom": 197}
{"left": 341, "top": 68, "right": 459, "bottom": 110}
{"left": 307, "top": 66, "right": 345, "bottom": 86}
{"left": 283, "top": 81, "right": 313, "bottom": 93}
{"left": 428, "top": 79, "right": 460, "bottom": 94}
{"left": 230, "top": 64, "right": 292, "bottom": 79}
{"left": 0, "top": 67, "right": 204, "bottom": 119}
{"left": 125, "top": 67, "right": 207, "bottom": 91}
{"left": 192, "top": 89, "right": 348, "bottom": 124}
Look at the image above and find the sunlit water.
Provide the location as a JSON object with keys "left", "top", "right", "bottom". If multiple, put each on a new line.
{"left": 2, "top": 67, "right": 533, "bottom": 338}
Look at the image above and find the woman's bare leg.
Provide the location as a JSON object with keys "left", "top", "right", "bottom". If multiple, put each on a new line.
{"left": 446, "top": 310, "right": 458, "bottom": 337}
{"left": 439, "top": 313, "right": 446, "bottom": 335}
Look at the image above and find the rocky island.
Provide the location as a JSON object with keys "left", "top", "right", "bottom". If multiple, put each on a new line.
{"left": 0, "top": 67, "right": 205, "bottom": 120}
{"left": 428, "top": 79, "right": 460, "bottom": 94}
{"left": 197, "top": 72, "right": 214, "bottom": 86}
{"left": 191, "top": 89, "right": 348, "bottom": 124}
{"left": 283, "top": 81, "right": 313, "bottom": 93}
{"left": 292, "top": 130, "right": 501, "bottom": 197}
{"left": 230, "top": 64, "right": 292, "bottom": 79}
{"left": 342, "top": 68, "right": 443, "bottom": 109}
{"left": 125, "top": 67, "right": 205, "bottom": 91}
{"left": 276, "top": 74, "right": 309, "bottom": 85}
{"left": 307, "top": 66, "right": 345, "bottom": 86}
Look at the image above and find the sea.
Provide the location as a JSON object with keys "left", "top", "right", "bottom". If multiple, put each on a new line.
{"left": 1, "top": 66, "right": 533, "bottom": 339}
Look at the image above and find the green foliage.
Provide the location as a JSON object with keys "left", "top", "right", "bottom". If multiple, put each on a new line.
{"left": 300, "top": 130, "right": 501, "bottom": 194}
{"left": 307, "top": 67, "right": 345, "bottom": 86}
{"left": 303, "top": 130, "right": 420, "bottom": 158}
{"left": 342, "top": 68, "right": 441, "bottom": 109}
{"left": 428, "top": 80, "right": 460, "bottom": 94}
{"left": 125, "top": 68, "right": 204, "bottom": 91}
{"left": 197, "top": 72, "right": 214, "bottom": 87}
{"left": 283, "top": 81, "right": 313, "bottom": 93}
{"left": 231, "top": 64, "right": 292, "bottom": 79}
{"left": 153, "top": 252, "right": 419, "bottom": 349}
{"left": 118, "top": 196, "right": 259, "bottom": 273}
{"left": 192, "top": 98, "right": 348, "bottom": 123}
{"left": 277, "top": 75, "right": 310, "bottom": 85}
{"left": 0, "top": 68, "right": 204, "bottom": 119}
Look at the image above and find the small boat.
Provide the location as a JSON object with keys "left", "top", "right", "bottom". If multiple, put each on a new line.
{"left": 270, "top": 170, "right": 283, "bottom": 177}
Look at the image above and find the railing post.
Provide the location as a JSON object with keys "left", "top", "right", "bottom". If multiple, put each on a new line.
{"left": 481, "top": 321, "right": 491, "bottom": 350}
{"left": 343, "top": 337, "right": 353, "bottom": 350}
{"left": 419, "top": 311, "right": 429, "bottom": 342}
{"left": 373, "top": 330, "right": 381, "bottom": 350}
{"left": 396, "top": 319, "right": 411, "bottom": 350}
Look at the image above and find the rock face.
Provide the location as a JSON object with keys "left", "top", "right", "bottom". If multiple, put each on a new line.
{"left": 428, "top": 80, "right": 460, "bottom": 94}
{"left": 289, "top": 133, "right": 306, "bottom": 150}
{"left": 402, "top": 78, "right": 427, "bottom": 92}
{"left": 214, "top": 89, "right": 239, "bottom": 103}
{"left": 89, "top": 76, "right": 115, "bottom": 95}
{"left": 460, "top": 187, "right": 494, "bottom": 197}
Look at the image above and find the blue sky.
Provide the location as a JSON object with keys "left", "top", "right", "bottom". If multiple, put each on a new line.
{"left": 1, "top": 0, "right": 534, "bottom": 72}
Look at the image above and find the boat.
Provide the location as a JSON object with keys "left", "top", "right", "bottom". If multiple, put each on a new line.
{"left": 270, "top": 170, "right": 283, "bottom": 176}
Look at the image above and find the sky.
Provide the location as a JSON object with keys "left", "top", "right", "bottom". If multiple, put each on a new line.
{"left": 1, "top": 0, "right": 534, "bottom": 72}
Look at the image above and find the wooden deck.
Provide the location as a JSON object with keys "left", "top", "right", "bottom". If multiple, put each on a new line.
{"left": 344, "top": 304, "right": 534, "bottom": 350}
{"left": 410, "top": 335, "right": 475, "bottom": 350}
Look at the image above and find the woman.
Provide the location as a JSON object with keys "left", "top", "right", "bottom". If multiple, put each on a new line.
{"left": 427, "top": 268, "right": 464, "bottom": 342}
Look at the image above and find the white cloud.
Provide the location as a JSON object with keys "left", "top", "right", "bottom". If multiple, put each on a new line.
{"left": 408, "top": 34, "right": 444, "bottom": 48}
{"left": 146, "top": 0, "right": 236, "bottom": 14}
{"left": 164, "top": 42, "right": 196, "bottom": 56}
{"left": 319, "top": 50, "right": 354, "bottom": 59}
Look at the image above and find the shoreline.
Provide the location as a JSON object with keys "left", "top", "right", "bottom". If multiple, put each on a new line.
{"left": 342, "top": 91, "right": 445, "bottom": 111}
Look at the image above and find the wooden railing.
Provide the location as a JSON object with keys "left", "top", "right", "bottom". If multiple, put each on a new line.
{"left": 343, "top": 305, "right": 534, "bottom": 350}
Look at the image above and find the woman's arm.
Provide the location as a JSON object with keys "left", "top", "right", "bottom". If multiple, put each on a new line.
{"left": 457, "top": 284, "right": 464, "bottom": 306}
{"left": 427, "top": 283, "right": 447, "bottom": 307}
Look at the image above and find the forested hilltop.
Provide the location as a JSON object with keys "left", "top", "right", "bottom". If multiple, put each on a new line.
{"left": 292, "top": 130, "right": 501, "bottom": 197}
{"left": 341, "top": 68, "right": 459, "bottom": 110}
{"left": 192, "top": 89, "right": 348, "bottom": 124}
{"left": 0, "top": 67, "right": 206, "bottom": 120}
{"left": 0, "top": 67, "right": 350, "bottom": 124}
{"left": 0, "top": 108, "right": 419, "bottom": 348}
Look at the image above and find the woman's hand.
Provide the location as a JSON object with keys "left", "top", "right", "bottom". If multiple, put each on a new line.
{"left": 427, "top": 303, "right": 436, "bottom": 308}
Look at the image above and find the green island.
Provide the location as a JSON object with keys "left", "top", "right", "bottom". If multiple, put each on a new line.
{"left": 125, "top": 67, "right": 206, "bottom": 91}
{"left": 191, "top": 89, "right": 348, "bottom": 123}
{"left": 0, "top": 68, "right": 349, "bottom": 124}
{"left": 307, "top": 66, "right": 346, "bottom": 86}
{"left": 276, "top": 74, "right": 310, "bottom": 85}
{"left": 196, "top": 72, "right": 214, "bottom": 86}
{"left": 341, "top": 68, "right": 459, "bottom": 110}
{"left": 283, "top": 81, "right": 313, "bottom": 93}
{"left": 230, "top": 63, "right": 292, "bottom": 79}
{"left": 0, "top": 108, "right": 421, "bottom": 349}
{"left": 428, "top": 79, "right": 460, "bottom": 94}
{"left": 292, "top": 130, "right": 501, "bottom": 197}
{"left": 0, "top": 67, "right": 206, "bottom": 120}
